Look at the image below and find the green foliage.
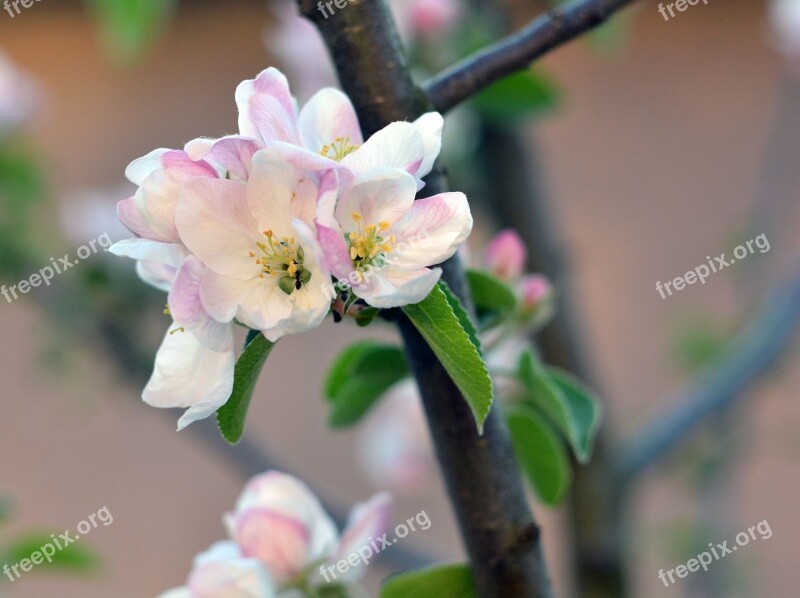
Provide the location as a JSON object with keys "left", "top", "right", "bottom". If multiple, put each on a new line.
{"left": 472, "top": 69, "right": 560, "bottom": 124}
{"left": 517, "top": 350, "right": 601, "bottom": 464}
{"left": 324, "top": 341, "right": 410, "bottom": 427}
{"left": 402, "top": 284, "right": 494, "bottom": 433}
{"left": 216, "top": 332, "right": 276, "bottom": 444}
{"left": 380, "top": 563, "right": 477, "bottom": 598}
{"left": 439, "top": 281, "right": 482, "bottom": 353}
{"left": 507, "top": 405, "right": 571, "bottom": 505}
{"left": 1, "top": 533, "right": 99, "bottom": 574}
{"left": 82, "top": 0, "right": 177, "bottom": 64}
{"left": 465, "top": 269, "right": 518, "bottom": 330}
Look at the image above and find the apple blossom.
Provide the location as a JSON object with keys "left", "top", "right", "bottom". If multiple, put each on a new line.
{"left": 175, "top": 148, "right": 332, "bottom": 341}
{"left": 391, "top": 0, "right": 462, "bottom": 41}
{"left": 187, "top": 68, "right": 443, "bottom": 190}
{"left": 519, "top": 274, "right": 554, "bottom": 312}
{"left": 159, "top": 541, "right": 275, "bottom": 598}
{"left": 317, "top": 168, "right": 473, "bottom": 308}
{"left": 225, "top": 471, "right": 392, "bottom": 585}
{"left": 484, "top": 229, "right": 528, "bottom": 281}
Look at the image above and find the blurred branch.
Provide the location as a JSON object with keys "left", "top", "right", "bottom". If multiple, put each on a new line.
{"left": 618, "top": 262, "right": 800, "bottom": 483}
{"left": 424, "top": 0, "right": 640, "bottom": 113}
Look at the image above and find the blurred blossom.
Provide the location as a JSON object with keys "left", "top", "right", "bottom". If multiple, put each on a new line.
{"left": 484, "top": 229, "right": 528, "bottom": 281}
{"left": 266, "top": 2, "right": 337, "bottom": 102}
{"left": 391, "top": 0, "right": 462, "bottom": 42}
{"left": 358, "top": 379, "right": 433, "bottom": 491}
{"left": 769, "top": 0, "right": 800, "bottom": 58}
{"left": 163, "top": 471, "right": 391, "bottom": 596}
{"left": 59, "top": 185, "right": 134, "bottom": 245}
{"left": 519, "top": 274, "right": 553, "bottom": 312}
{"left": 0, "top": 50, "right": 39, "bottom": 139}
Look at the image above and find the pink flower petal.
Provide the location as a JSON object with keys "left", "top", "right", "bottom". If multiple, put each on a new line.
{"left": 298, "top": 88, "right": 363, "bottom": 154}
{"left": 236, "top": 68, "right": 300, "bottom": 145}
{"left": 484, "top": 229, "right": 527, "bottom": 281}
{"left": 234, "top": 509, "right": 311, "bottom": 581}
{"left": 334, "top": 492, "right": 393, "bottom": 581}
{"left": 341, "top": 122, "right": 425, "bottom": 180}
{"left": 335, "top": 168, "right": 417, "bottom": 231}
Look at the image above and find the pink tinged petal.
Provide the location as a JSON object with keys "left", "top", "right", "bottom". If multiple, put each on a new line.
{"left": 298, "top": 88, "right": 364, "bottom": 153}
{"left": 235, "top": 281, "right": 295, "bottom": 335}
{"left": 184, "top": 137, "right": 215, "bottom": 160}
{"left": 412, "top": 112, "right": 444, "bottom": 182}
{"left": 359, "top": 266, "right": 442, "bottom": 308}
{"left": 484, "top": 229, "right": 528, "bottom": 281}
{"left": 188, "top": 541, "right": 275, "bottom": 598}
{"left": 334, "top": 492, "right": 393, "bottom": 581}
{"left": 126, "top": 148, "right": 168, "bottom": 185}
{"left": 206, "top": 136, "right": 263, "bottom": 181}
{"left": 316, "top": 223, "right": 354, "bottom": 281}
{"left": 336, "top": 168, "right": 418, "bottom": 230}
{"left": 108, "top": 238, "right": 188, "bottom": 268}
{"left": 232, "top": 472, "right": 339, "bottom": 566}
{"left": 234, "top": 508, "right": 312, "bottom": 581}
{"left": 161, "top": 150, "right": 219, "bottom": 180}
{"left": 136, "top": 260, "right": 176, "bottom": 292}
{"left": 389, "top": 192, "right": 473, "bottom": 270}
{"left": 117, "top": 196, "right": 156, "bottom": 239}
{"left": 143, "top": 326, "right": 235, "bottom": 431}
{"left": 169, "top": 257, "right": 237, "bottom": 351}
{"left": 519, "top": 274, "right": 553, "bottom": 310}
{"left": 236, "top": 68, "right": 299, "bottom": 144}
{"left": 246, "top": 148, "right": 300, "bottom": 237}
{"left": 175, "top": 177, "right": 261, "bottom": 280}
{"left": 341, "top": 122, "right": 425, "bottom": 180}
{"left": 263, "top": 140, "right": 341, "bottom": 174}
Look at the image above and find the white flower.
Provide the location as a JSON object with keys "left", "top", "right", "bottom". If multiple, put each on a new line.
{"left": 317, "top": 168, "right": 473, "bottom": 308}
{"left": 174, "top": 148, "right": 332, "bottom": 341}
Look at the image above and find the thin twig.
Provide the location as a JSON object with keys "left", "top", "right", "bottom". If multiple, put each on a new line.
{"left": 424, "top": 0, "right": 641, "bottom": 113}
{"left": 617, "top": 262, "right": 800, "bottom": 483}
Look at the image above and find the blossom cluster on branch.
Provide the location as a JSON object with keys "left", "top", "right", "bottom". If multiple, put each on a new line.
{"left": 110, "top": 68, "right": 473, "bottom": 430}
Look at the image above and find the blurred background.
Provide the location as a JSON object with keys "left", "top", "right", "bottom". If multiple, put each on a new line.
{"left": 1, "top": 0, "right": 799, "bottom": 596}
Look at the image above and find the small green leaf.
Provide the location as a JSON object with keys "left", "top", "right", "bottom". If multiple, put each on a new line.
{"left": 465, "top": 270, "right": 518, "bottom": 329}
{"left": 402, "top": 284, "right": 494, "bottom": 433}
{"left": 517, "top": 350, "right": 601, "bottom": 463}
{"left": 82, "top": 0, "right": 177, "bottom": 64}
{"left": 546, "top": 368, "right": 602, "bottom": 463}
{"left": 507, "top": 405, "right": 571, "bottom": 505}
{"left": 439, "top": 281, "right": 482, "bottom": 353}
{"left": 381, "top": 563, "right": 477, "bottom": 598}
{"left": 1, "top": 533, "right": 99, "bottom": 573}
{"left": 324, "top": 342, "right": 409, "bottom": 427}
{"left": 472, "top": 69, "right": 560, "bottom": 123}
{"left": 355, "top": 307, "right": 380, "bottom": 327}
{"left": 216, "top": 332, "right": 276, "bottom": 444}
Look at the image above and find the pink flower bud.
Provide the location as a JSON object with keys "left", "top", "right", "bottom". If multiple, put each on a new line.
{"left": 484, "top": 229, "right": 528, "bottom": 281}
{"left": 406, "top": 0, "right": 461, "bottom": 38}
{"left": 519, "top": 274, "right": 553, "bottom": 311}
{"left": 183, "top": 541, "right": 274, "bottom": 598}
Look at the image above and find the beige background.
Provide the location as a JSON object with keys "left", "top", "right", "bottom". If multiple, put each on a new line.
{"left": 1, "top": 1, "right": 798, "bottom": 596}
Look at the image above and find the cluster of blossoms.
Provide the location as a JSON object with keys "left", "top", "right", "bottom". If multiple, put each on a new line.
{"left": 359, "top": 230, "right": 554, "bottom": 491}
{"left": 161, "top": 471, "right": 391, "bottom": 597}
{"left": 111, "top": 68, "right": 473, "bottom": 430}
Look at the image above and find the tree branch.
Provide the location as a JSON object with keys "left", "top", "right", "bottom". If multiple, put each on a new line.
{"left": 298, "top": 1, "right": 553, "bottom": 595}
{"left": 424, "top": 0, "right": 641, "bottom": 113}
{"left": 617, "top": 262, "right": 800, "bottom": 483}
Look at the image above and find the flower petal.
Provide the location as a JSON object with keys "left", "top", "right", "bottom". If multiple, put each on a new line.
{"left": 234, "top": 508, "right": 312, "bottom": 581}
{"left": 236, "top": 68, "right": 300, "bottom": 145}
{"left": 175, "top": 177, "right": 261, "bottom": 280}
{"left": 341, "top": 122, "right": 425, "bottom": 180}
{"left": 298, "top": 88, "right": 363, "bottom": 153}
{"left": 358, "top": 266, "right": 442, "bottom": 308}
{"left": 142, "top": 326, "right": 235, "bottom": 430}
{"left": 335, "top": 168, "right": 417, "bottom": 231}
{"left": 108, "top": 238, "right": 188, "bottom": 268}
{"left": 316, "top": 223, "right": 354, "bottom": 282}
{"left": 187, "top": 541, "right": 275, "bottom": 598}
{"left": 333, "top": 492, "right": 393, "bottom": 581}
{"left": 389, "top": 192, "right": 473, "bottom": 269}
{"left": 412, "top": 112, "right": 444, "bottom": 182}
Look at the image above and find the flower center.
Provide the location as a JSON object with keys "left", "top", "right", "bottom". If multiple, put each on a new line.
{"left": 320, "top": 136, "right": 360, "bottom": 162}
{"left": 250, "top": 230, "right": 311, "bottom": 295}
{"left": 346, "top": 212, "right": 395, "bottom": 270}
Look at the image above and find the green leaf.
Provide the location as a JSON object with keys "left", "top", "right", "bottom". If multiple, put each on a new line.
{"left": 381, "top": 563, "right": 477, "bottom": 598}
{"left": 465, "top": 270, "right": 518, "bottom": 329}
{"left": 402, "top": 284, "right": 494, "bottom": 433}
{"left": 439, "top": 281, "right": 482, "bottom": 353}
{"left": 507, "top": 405, "right": 571, "bottom": 505}
{"left": 82, "top": 0, "right": 177, "bottom": 64}
{"left": 216, "top": 332, "right": 276, "bottom": 444}
{"left": 324, "top": 341, "right": 410, "bottom": 427}
{"left": 472, "top": 69, "right": 560, "bottom": 123}
{"left": 1, "top": 533, "right": 99, "bottom": 573}
{"left": 354, "top": 307, "right": 380, "bottom": 327}
{"left": 517, "top": 350, "right": 601, "bottom": 463}
{"left": 547, "top": 368, "right": 602, "bottom": 463}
